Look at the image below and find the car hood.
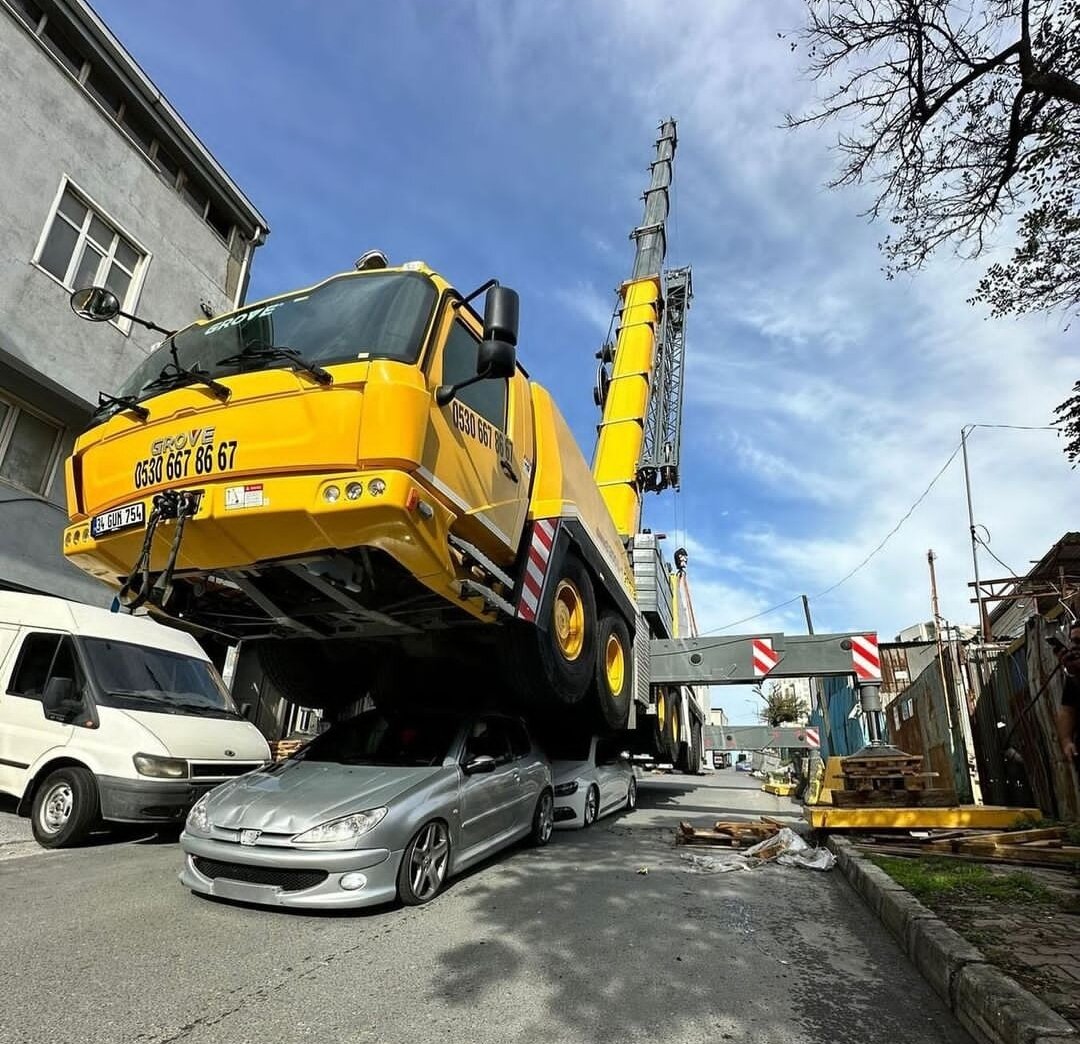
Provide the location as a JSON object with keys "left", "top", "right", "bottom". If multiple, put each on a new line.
{"left": 204, "top": 759, "right": 442, "bottom": 834}
{"left": 551, "top": 759, "right": 592, "bottom": 784}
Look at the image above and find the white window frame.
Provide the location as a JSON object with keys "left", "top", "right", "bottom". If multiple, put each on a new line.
{"left": 0, "top": 390, "right": 65, "bottom": 498}
{"left": 31, "top": 176, "right": 152, "bottom": 336}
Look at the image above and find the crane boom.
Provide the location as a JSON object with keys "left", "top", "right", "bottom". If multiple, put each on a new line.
{"left": 591, "top": 119, "right": 688, "bottom": 538}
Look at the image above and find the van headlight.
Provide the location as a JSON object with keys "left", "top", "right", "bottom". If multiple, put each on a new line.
{"left": 133, "top": 753, "right": 188, "bottom": 778}
{"left": 292, "top": 808, "right": 387, "bottom": 847}
{"left": 186, "top": 794, "right": 211, "bottom": 835}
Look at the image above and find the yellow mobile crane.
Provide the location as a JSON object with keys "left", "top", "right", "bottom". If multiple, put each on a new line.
{"left": 63, "top": 120, "right": 705, "bottom": 767}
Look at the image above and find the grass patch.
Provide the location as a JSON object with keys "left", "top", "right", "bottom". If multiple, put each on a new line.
{"left": 869, "top": 855, "right": 1052, "bottom": 905}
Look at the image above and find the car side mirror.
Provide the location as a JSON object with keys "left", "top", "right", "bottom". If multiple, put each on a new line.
{"left": 70, "top": 286, "right": 121, "bottom": 322}
{"left": 42, "top": 676, "right": 82, "bottom": 721}
{"left": 464, "top": 754, "right": 497, "bottom": 775}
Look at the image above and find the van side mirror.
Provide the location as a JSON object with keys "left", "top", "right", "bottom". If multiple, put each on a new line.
{"left": 239, "top": 702, "right": 253, "bottom": 721}
{"left": 42, "top": 676, "right": 82, "bottom": 721}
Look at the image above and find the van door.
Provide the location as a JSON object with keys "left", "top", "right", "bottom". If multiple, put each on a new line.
{"left": 0, "top": 633, "right": 84, "bottom": 796}
{"left": 420, "top": 310, "right": 529, "bottom": 562}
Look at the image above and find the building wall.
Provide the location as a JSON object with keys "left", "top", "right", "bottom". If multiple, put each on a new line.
{"left": 0, "top": 5, "right": 257, "bottom": 603}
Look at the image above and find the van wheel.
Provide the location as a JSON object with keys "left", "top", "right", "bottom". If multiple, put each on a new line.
{"left": 592, "top": 612, "right": 632, "bottom": 730}
{"left": 31, "top": 767, "right": 99, "bottom": 848}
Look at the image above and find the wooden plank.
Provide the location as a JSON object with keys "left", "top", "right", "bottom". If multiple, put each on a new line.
{"left": 855, "top": 842, "right": 1080, "bottom": 869}
{"left": 948, "top": 827, "right": 1065, "bottom": 848}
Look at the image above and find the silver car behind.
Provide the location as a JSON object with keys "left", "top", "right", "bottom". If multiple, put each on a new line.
{"left": 179, "top": 710, "right": 553, "bottom": 909}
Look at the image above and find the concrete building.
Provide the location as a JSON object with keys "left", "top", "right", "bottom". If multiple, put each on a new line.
{"left": 0, "top": 0, "right": 267, "bottom": 602}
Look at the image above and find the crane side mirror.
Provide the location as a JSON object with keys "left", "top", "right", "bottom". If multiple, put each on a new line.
{"left": 476, "top": 337, "right": 516, "bottom": 379}
{"left": 70, "top": 286, "right": 121, "bottom": 323}
{"left": 483, "top": 286, "right": 518, "bottom": 346}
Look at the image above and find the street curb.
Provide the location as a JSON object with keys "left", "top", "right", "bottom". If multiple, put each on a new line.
{"left": 827, "top": 836, "right": 1078, "bottom": 1044}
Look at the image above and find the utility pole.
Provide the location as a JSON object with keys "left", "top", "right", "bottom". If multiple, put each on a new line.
{"left": 801, "top": 594, "right": 814, "bottom": 635}
{"left": 961, "top": 426, "right": 991, "bottom": 642}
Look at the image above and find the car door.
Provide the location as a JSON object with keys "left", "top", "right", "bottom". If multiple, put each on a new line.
{"left": 457, "top": 717, "right": 517, "bottom": 857}
{"left": 594, "top": 738, "right": 624, "bottom": 812}
{"left": 0, "top": 632, "right": 80, "bottom": 795}
{"left": 505, "top": 719, "right": 541, "bottom": 828}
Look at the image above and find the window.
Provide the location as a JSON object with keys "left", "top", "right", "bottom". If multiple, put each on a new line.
{"left": 442, "top": 321, "right": 507, "bottom": 430}
{"left": 463, "top": 718, "right": 512, "bottom": 765}
{"left": 36, "top": 183, "right": 145, "bottom": 320}
{"left": 11, "top": 0, "right": 44, "bottom": 29}
{"left": 0, "top": 393, "right": 63, "bottom": 495}
{"left": 507, "top": 721, "right": 532, "bottom": 759}
{"left": 84, "top": 68, "right": 123, "bottom": 117}
{"left": 41, "top": 17, "right": 85, "bottom": 77}
{"left": 180, "top": 174, "right": 209, "bottom": 218}
{"left": 8, "top": 633, "right": 62, "bottom": 698}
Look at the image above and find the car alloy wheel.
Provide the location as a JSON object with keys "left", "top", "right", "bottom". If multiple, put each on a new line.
{"left": 583, "top": 785, "right": 599, "bottom": 827}
{"left": 408, "top": 821, "right": 450, "bottom": 901}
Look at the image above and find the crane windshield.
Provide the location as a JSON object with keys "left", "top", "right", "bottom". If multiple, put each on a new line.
{"left": 113, "top": 271, "right": 436, "bottom": 405}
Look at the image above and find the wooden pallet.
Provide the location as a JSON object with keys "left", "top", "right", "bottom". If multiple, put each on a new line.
{"left": 676, "top": 819, "right": 781, "bottom": 848}
{"left": 832, "top": 787, "right": 957, "bottom": 808}
{"left": 269, "top": 739, "right": 306, "bottom": 760}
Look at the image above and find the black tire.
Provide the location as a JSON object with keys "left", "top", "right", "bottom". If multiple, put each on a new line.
{"left": 529, "top": 790, "right": 555, "bottom": 846}
{"left": 582, "top": 785, "right": 599, "bottom": 827}
{"left": 652, "top": 687, "right": 671, "bottom": 755}
{"left": 396, "top": 819, "right": 451, "bottom": 906}
{"left": 254, "top": 639, "right": 372, "bottom": 710}
{"left": 664, "top": 689, "right": 683, "bottom": 765}
{"left": 505, "top": 552, "right": 596, "bottom": 709}
{"left": 31, "top": 767, "right": 99, "bottom": 848}
{"left": 625, "top": 776, "right": 637, "bottom": 811}
{"left": 690, "top": 721, "right": 704, "bottom": 775}
{"left": 592, "top": 611, "right": 632, "bottom": 730}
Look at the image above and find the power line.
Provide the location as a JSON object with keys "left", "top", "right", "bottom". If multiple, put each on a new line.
{"left": 699, "top": 438, "right": 965, "bottom": 634}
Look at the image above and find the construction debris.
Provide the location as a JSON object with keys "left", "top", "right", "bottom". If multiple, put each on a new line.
{"left": 852, "top": 825, "right": 1080, "bottom": 869}
{"left": 268, "top": 738, "right": 306, "bottom": 761}
{"left": 835, "top": 750, "right": 956, "bottom": 808}
{"left": 675, "top": 819, "right": 835, "bottom": 870}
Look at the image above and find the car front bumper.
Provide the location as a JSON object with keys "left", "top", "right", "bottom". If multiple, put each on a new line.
{"left": 554, "top": 789, "right": 586, "bottom": 829}
{"left": 98, "top": 776, "right": 222, "bottom": 824}
{"left": 179, "top": 831, "right": 402, "bottom": 909}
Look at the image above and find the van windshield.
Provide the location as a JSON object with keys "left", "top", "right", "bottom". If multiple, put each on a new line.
{"left": 111, "top": 271, "right": 436, "bottom": 409}
{"left": 80, "top": 638, "right": 240, "bottom": 719}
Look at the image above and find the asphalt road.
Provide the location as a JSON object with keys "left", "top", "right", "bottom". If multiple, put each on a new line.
{"left": 0, "top": 772, "right": 971, "bottom": 1044}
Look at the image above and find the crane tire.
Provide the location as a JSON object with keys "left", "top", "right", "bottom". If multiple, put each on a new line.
{"left": 664, "top": 689, "right": 683, "bottom": 765}
{"left": 506, "top": 551, "right": 596, "bottom": 710}
{"left": 592, "top": 611, "right": 632, "bottom": 731}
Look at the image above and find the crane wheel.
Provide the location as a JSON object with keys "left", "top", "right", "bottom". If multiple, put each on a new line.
{"left": 664, "top": 689, "right": 683, "bottom": 765}
{"left": 592, "top": 611, "right": 632, "bottom": 730}
{"left": 507, "top": 551, "right": 596, "bottom": 709}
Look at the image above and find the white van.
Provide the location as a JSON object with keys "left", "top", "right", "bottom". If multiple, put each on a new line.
{"left": 0, "top": 593, "right": 270, "bottom": 848}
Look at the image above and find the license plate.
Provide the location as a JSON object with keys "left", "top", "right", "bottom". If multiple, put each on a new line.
{"left": 90, "top": 501, "right": 145, "bottom": 538}
{"left": 212, "top": 879, "right": 281, "bottom": 904}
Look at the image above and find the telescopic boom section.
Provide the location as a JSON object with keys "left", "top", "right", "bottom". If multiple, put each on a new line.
{"left": 592, "top": 119, "right": 678, "bottom": 539}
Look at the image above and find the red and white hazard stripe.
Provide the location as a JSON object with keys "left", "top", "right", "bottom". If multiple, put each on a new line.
{"left": 752, "top": 637, "right": 779, "bottom": 677}
{"left": 517, "top": 519, "right": 557, "bottom": 622}
{"left": 851, "top": 633, "right": 881, "bottom": 681}
{"left": 803, "top": 726, "right": 821, "bottom": 749}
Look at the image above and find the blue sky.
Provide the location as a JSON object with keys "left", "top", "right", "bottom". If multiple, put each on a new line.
{"left": 96, "top": 1, "right": 1078, "bottom": 724}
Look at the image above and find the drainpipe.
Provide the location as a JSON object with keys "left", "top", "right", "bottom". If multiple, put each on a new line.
{"left": 233, "top": 224, "right": 267, "bottom": 309}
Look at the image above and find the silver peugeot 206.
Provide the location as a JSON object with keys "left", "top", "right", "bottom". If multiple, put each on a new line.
{"left": 179, "top": 709, "right": 553, "bottom": 909}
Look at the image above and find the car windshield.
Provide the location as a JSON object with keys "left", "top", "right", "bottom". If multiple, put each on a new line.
{"left": 79, "top": 637, "right": 239, "bottom": 718}
{"left": 299, "top": 710, "right": 458, "bottom": 767}
{"left": 111, "top": 271, "right": 437, "bottom": 406}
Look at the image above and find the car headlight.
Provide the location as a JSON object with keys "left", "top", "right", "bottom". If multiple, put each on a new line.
{"left": 186, "top": 794, "right": 211, "bottom": 835}
{"left": 133, "top": 752, "right": 188, "bottom": 778}
{"left": 554, "top": 781, "right": 579, "bottom": 796}
{"left": 292, "top": 808, "right": 388, "bottom": 846}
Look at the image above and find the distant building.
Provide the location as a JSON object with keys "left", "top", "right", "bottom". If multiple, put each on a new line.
{"left": 708, "top": 705, "right": 728, "bottom": 729}
{"left": 0, "top": 0, "right": 267, "bottom": 601}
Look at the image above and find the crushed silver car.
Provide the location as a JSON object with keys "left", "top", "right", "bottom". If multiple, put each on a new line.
{"left": 179, "top": 710, "right": 553, "bottom": 909}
